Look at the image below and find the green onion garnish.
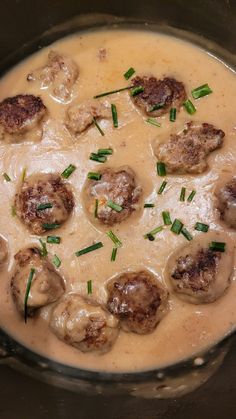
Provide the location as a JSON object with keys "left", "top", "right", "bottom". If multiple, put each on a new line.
{"left": 183, "top": 99, "right": 196, "bottom": 115}
{"left": 111, "top": 104, "right": 118, "bottom": 128}
{"left": 21, "top": 167, "right": 27, "bottom": 182}
{"left": 107, "top": 200, "right": 123, "bottom": 212}
{"left": 37, "top": 203, "right": 53, "bottom": 211}
{"left": 94, "top": 86, "right": 132, "bottom": 99}
{"left": 61, "top": 164, "right": 76, "bottom": 179}
{"left": 87, "top": 172, "right": 102, "bottom": 181}
{"left": 157, "top": 162, "right": 166, "bottom": 177}
{"left": 191, "top": 84, "right": 213, "bottom": 99}
{"left": 146, "top": 118, "right": 161, "bottom": 127}
{"left": 194, "top": 222, "right": 209, "bottom": 233}
{"left": 162, "top": 211, "right": 172, "bottom": 225}
{"left": 94, "top": 199, "right": 99, "bottom": 218}
{"left": 209, "top": 241, "right": 225, "bottom": 252}
{"left": 106, "top": 230, "right": 122, "bottom": 247}
{"left": 39, "top": 239, "right": 48, "bottom": 257}
{"left": 181, "top": 227, "right": 193, "bottom": 241}
{"left": 124, "top": 67, "right": 135, "bottom": 80}
{"left": 149, "top": 103, "right": 164, "bottom": 112}
{"left": 111, "top": 247, "right": 118, "bottom": 261}
{"left": 171, "top": 219, "right": 183, "bottom": 235}
{"left": 87, "top": 280, "right": 93, "bottom": 294}
{"left": 75, "top": 242, "right": 103, "bottom": 257}
{"left": 180, "top": 187, "right": 186, "bottom": 202}
{"left": 170, "top": 108, "right": 176, "bottom": 122}
{"left": 144, "top": 203, "right": 155, "bottom": 208}
{"left": 93, "top": 117, "right": 105, "bottom": 136}
{"left": 146, "top": 234, "right": 155, "bottom": 241}
{"left": 3, "top": 173, "right": 11, "bottom": 182}
{"left": 24, "top": 268, "right": 35, "bottom": 323}
{"left": 131, "top": 86, "right": 144, "bottom": 96}
{"left": 144, "top": 225, "right": 163, "bottom": 239}
{"left": 89, "top": 153, "right": 107, "bottom": 163}
{"left": 53, "top": 254, "right": 61, "bottom": 268}
{"left": 187, "top": 190, "right": 196, "bottom": 202}
{"left": 47, "top": 236, "right": 61, "bottom": 244}
{"left": 158, "top": 181, "right": 167, "bottom": 195}
{"left": 97, "top": 148, "right": 113, "bottom": 156}
{"left": 11, "top": 205, "right": 16, "bottom": 216}
{"left": 42, "top": 223, "right": 61, "bottom": 230}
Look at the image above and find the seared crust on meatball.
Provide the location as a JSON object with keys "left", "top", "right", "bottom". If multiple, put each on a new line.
{"left": 50, "top": 294, "right": 119, "bottom": 353}
{"left": 154, "top": 122, "right": 224, "bottom": 174}
{"left": 106, "top": 270, "right": 169, "bottom": 334}
{"left": 0, "top": 94, "right": 46, "bottom": 137}
{"left": 168, "top": 233, "right": 234, "bottom": 304}
{"left": 66, "top": 99, "right": 110, "bottom": 135}
{"left": 15, "top": 173, "right": 74, "bottom": 235}
{"left": 27, "top": 50, "right": 79, "bottom": 101}
{"left": 84, "top": 166, "right": 142, "bottom": 225}
{"left": 0, "top": 236, "right": 8, "bottom": 269}
{"left": 215, "top": 177, "right": 236, "bottom": 229}
{"left": 131, "top": 76, "right": 186, "bottom": 116}
{"left": 11, "top": 247, "right": 65, "bottom": 317}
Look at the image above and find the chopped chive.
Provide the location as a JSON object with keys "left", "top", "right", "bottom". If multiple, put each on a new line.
{"left": 170, "top": 108, "right": 177, "bottom": 122}
{"left": 3, "top": 173, "right": 11, "bottom": 182}
{"left": 194, "top": 222, "right": 209, "bottom": 233}
{"left": 124, "top": 67, "right": 135, "bottom": 80}
{"left": 107, "top": 200, "right": 123, "bottom": 212}
{"left": 90, "top": 153, "right": 107, "bottom": 163}
{"left": 144, "top": 225, "right": 163, "bottom": 239}
{"left": 61, "top": 164, "right": 76, "bottom": 179}
{"left": 21, "top": 167, "right": 27, "bottom": 182}
{"left": 94, "top": 199, "right": 99, "bottom": 218}
{"left": 183, "top": 99, "right": 196, "bottom": 115}
{"left": 97, "top": 148, "right": 113, "bottom": 156}
{"left": 93, "top": 117, "right": 105, "bottom": 136}
{"left": 181, "top": 227, "right": 193, "bottom": 241}
{"left": 146, "top": 233, "right": 155, "bottom": 241}
{"left": 53, "top": 254, "right": 61, "bottom": 268}
{"left": 87, "top": 172, "right": 102, "bottom": 181}
{"left": 47, "top": 236, "right": 61, "bottom": 244}
{"left": 162, "top": 211, "right": 172, "bottom": 225}
{"left": 209, "top": 241, "right": 225, "bottom": 252}
{"left": 111, "top": 247, "right": 118, "bottom": 261}
{"left": 179, "top": 187, "right": 186, "bottom": 202}
{"left": 187, "top": 190, "right": 196, "bottom": 202}
{"left": 111, "top": 104, "right": 118, "bottom": 128}
{"left": 37, "top": 203, "right": 53, "bottom": 211}
{"left": 191, "top": 83, "right": 213, "bottom": 99}
{"left": 87, "top": 280, "right": 93, "bottom": 294}
{"left": 157, "top": 162, "right": 166, "bottom": 177}
{"left": 171, "top": 219, "right": 183, "bottom": 235}
{"left": 106, "top": 230, "right": 122, "bottom": 248}
{"left": 24, "top": 268, "right": 35, "bottom": 323}
{"left": 149, "top": 103, "right": 164, "bottom": 112}
{"left": 146, "top": 118, "right": 161, "bottom": 127}
{"left": 11, "top": 205, "right": 16, "bottom": 216}
{"left": 144, "top": 203, "right": 155, "bottom": 208}
{"left": 131, "top": 86, "right": 144, "bottom": 96}
{"left": 42, "top": 223, "right": 61, "bottom": 230}
{"left": 75, "top": 242, "right": 103, "bottom": 257}
{"left": 158, "top": 180, "right": 167, "bottom": 195}
{"left": 39, "top": 239, "right": 48, "bottom": 257}
{"left": 94, "top": 86, "right": 132, "bottom": 99}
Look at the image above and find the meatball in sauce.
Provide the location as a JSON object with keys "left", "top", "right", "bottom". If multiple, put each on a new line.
{"left": 66, "top": 99, "right": 110, "bottom": 135}
{"left": 0, "top": 236, "right": 8, "bottom": 269}
{"left": 215, "top": 176, "right": 236, "bottom": 229}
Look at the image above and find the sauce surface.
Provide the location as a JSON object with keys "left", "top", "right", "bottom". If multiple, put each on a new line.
{"left": 0, "top": 29, "right": 236, "bottom": 373}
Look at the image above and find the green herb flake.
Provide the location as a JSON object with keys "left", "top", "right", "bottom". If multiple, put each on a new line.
{"left": 162, "top": 211, "right": 172, "bottom": 225}
{"left": 157, "top": 162, "right": 166, "bottom": 177}
{"left": 146, "top": 118, "right": 161, "bottom": 127}
{"left": 87, "top": 280, "right": 93, "bottom": 294}
{"left": 209, "top": 241, "right": 226, "bottom": 252}
{"left": 158, "top": 180, "right": 167, "bottom": 195}
{"left": 87, "top": 172, "right": 102, "bottom": 181}
{"left": 89, "top": 153, "right": 107, "bottom": 163}
{"left": 37, "top": 203, "right": 53, "bottom": 211}
{"left": 39, "top": 239, "right": 48, "bottom": 257}
{"left": 180, "top": 187, "right": 186, "bottom": 202}
{"left": 187, "top": 190, "right": 196, "bottom": 202}
{"left": 107, "top": 200, "right": 123, "bottom": 212}
{"left": 144, "top": 225, "right": 163, "bottom": 239}
{"left": 191, "top": 84, "right": 213, "bottom": 99}
{"left": 3, "top": 173, "right": 11, "bottom": 182}
{"left": 183, "top": 99, "right": 196, "bottom": 115}
{"left": 111, "top": 104, "right": 118, "bottom": 128}
{"left": 53, "top": 254, "right": 61, "bottom": 268}
{"left": 47, "top": 236, "right": 61, "bottom": 244}
{"left": 111, "top": 247, "right": 118, "bottom": 262}
{"left": 170, "top": 108, "right": 177, "bottom": 122}
{"left": 75, "top": 242, "right": 104, "bottom": 257}
{"left": 170, "top": 219, "right": 183, "bottom": 235}
{"left": 181, "top": 227, "right": 193, "bottom": 241}
{"left": 93, "top": 117, "right": 105, "bottom": 136}
{"left": 149, "top": 103, "right": 164, "bottom": 112}
{"left": 42, "top": 223, "right": 61, "bottom": 231}
{"left": 94, "top": 199, "right": 99, "bottom": 218}
{"left": 61, "top": 164, "right": 76, "bottom": 179}
{"left": 124, "top": 67, "right": 135, "bottom": 80}
{"left": 194, "top": 222, "right": 209, "bottom": 233}
{"left": 106, "top": 230, "right": 122, "bottom": 248}
{"left": 130, "top": 86, "right": 144, "bottom": 96}
{"left": 24, "top": 268, "right": 35, "bottom": 323}
{"left": 144, "top": 203, "right": 155, "bottom": 208}
{"left": 94, "top": 86, "right": 132, "bottom": 99}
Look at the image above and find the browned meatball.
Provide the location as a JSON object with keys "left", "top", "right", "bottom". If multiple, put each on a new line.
{"left": 131, "top": 76, "right": 186, "bottom": 117}
{"left": 106, "top": 270, "right": 169, "bottom": 334}
{"left": 11, "top": 247, "right": 65, "bottom": 317}
{"left": 15, "top": 173, "right": 74, "bottom": 235}
{"left": 215, "top": 177, "right": 236, "bottom": 229}
{"left": 154, "top": 122, "right": 224, "bottom": 174}
{"left": 27, "top": 50, "right": 79, "bottom": 102}
{"left": 0, "top": 94, "right": 46, "bottom": 139}
{"left": 84, "top": 166, "right": 142, "bottom": 226}
{"left": 168, "top": 233, "right": 234, "bottom": 304}
{"left": 50, "top": 294, "right": 119, "bottom": 353}
{"left": 0, "top": 236, "right": 8, "bottom": 269}
{"left": 66, "top": 99, "right": 110, "bottom": 135}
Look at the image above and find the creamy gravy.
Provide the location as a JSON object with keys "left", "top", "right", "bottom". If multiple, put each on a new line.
{"left": 0, "top": 29, "right": 236, "bottom": 373}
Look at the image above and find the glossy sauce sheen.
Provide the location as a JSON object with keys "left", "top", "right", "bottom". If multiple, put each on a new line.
{"left": 0, "top": 30, "right": 236, "bottom": 373}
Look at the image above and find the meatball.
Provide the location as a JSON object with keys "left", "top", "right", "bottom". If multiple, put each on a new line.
{"left": 106, "top": 270, "right": 169, "bottom": 334}
{"left": 27, "top": 50, "right": 79, "bottom": 102}
{"left": 131, "top": 76, "right": 186, "bottom": 117}
{"left": 0, "top": 236, "right": 8, "bottom": 269}
{"left": 11, "top": 247, "right": 65, "bottom": 317}
{"left": 154, "top": 122, "right": 224, "bottom": 174}
{"left": 50, "top": 294, "right": 119, "bottom": 353}
{"left": 0, "top": 94, "right": 46, "bottom": 139}
{"left": 15, "top": 173, "right": 74, "bottom": 235}
{"left": 84, "top": 166, "right": 142, "bottom": 225}
{"left": 66, "top": 99, "right": 110, "bottom": 135}
{"left": 167, "top": 233, "right": 234, "bottom": 304}
{"left": 215, "top": 176, "right": 236, "bottom": 229}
